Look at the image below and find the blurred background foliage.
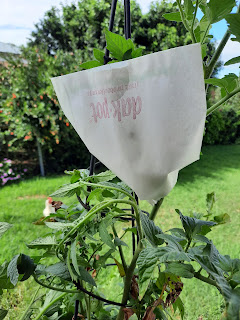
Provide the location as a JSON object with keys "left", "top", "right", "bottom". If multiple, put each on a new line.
{"left": 0, "top": 0, "right": 239, "bottom": 176}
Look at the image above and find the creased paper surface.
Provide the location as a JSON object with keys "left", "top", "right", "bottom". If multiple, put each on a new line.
{"left": 51, "top": 43, "right": 206, "bottom": 201}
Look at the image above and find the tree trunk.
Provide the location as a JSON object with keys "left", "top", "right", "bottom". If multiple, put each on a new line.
{"left": 36, "top": 138, "right": 45, "bottom": 177}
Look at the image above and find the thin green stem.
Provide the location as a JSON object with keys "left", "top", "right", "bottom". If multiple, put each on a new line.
{"left": 190, "top": 0, "right": 199, "bottom": 37}
{"left": 194, "top": 272, "right": 220, "bottom": 290}
{"left": 176, "top": 0, "right": 196, "bottom": 43}
{"left": 207, "top": 87, "right": 240, "bottom": 116}
{"left": 79, "top": 180, "right": 136, "bottom": 202}
{"left": 201, "top": 23, "right": 211, "bottom": 45}
{"left": 20, "top": 285, "right": 41, "bottom": 320}
{"left": 116, "top": 244, "right": 142, "bottom": 320}
{"left": 112, "top": 225, "right": 128, "bottom": 273}
{"left": 149, "top": 198, "right": 164, "bottom": 220}
{"left": 34, "top": 292, "right": 67, "bottom": 320}
{"left": 56, "top": 199, "right": 142, "bottom": 260}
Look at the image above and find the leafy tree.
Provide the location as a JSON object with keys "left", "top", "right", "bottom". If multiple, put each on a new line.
{"left": 0, "top": 47, "right": 86, "bottom": 175}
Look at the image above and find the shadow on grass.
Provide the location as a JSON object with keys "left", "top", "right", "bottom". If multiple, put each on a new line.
{"left": 178, "top": 145, "right": 240, "bottom": 184}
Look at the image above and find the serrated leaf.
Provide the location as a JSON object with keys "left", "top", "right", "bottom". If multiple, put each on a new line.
{"left": 71, "top": 240, "right": 80, "bottom": 277}
{"left": 173, "top": 297, "right": 184, "bottom": 320}
{"left": 89, "top": 170, "right": 116, "bottom": 183}
{"left": 80, "top": 60, "right": 102, "bottom": 69}
{"left": 176, "top": 210, "right": 216, "bottom": 241}
{"left": 7, "top": 254, "right": 20, "bottom": 286}
{"left": 206, "top": 0, "right": 235, "bottom": 24}
{"left": 165, "top": 262, "right": 195, "bottom": 279}
{"left": 225, "top": 56, "right": 240, "bottom": 66}
{"left": 226, "top": 13, "right": 240, "bottom": 40}
{"left": 219, "top": 73, "right": 239, "bottom": 98}
{"left": 0, "top": 222, "right": 13, "bottom": 238}
{"left": 0, "top": 262, "right": 14, "bottom": 289}
{"left": 50, "top": 182, "right": 80, "bottom": 198}
{"left": 105, "top": 30, "right": 134, "bottom": 61}
{"left": 140, "top": 212, "right": 164, "bottom": 246}
{"left": 99, "top": 220, "right": 115, "bottom": 250}
{"left": 42, "top": 262, "right": 71, "bottom": 280}
{"left": 163, "top": 12, "right": 182, "bottom": 22}
{"left": 45, "top": 222, "right": 74, "bottom": 230}
{"left": 27, "top": 236, "right": 57, "bottom": 249}
{"left": 205, "top": 78, "right": 229, "bottom": 90}
{"left": 93, "top": 48, "right": 105, "bottom": 64}
{"left": 0, "top": 310, "right": 8, "bottom": 320}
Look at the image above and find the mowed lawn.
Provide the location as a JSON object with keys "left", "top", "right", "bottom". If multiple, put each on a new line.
{"left": 0, "top": 145, "right": 239, "bottom": 319}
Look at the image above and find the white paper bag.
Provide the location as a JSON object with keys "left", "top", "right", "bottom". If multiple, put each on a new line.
{"left": 51, "top": 43, "right": 206, "bottom": 201}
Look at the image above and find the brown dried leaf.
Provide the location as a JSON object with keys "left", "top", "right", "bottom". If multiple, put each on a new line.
{"left": 52, "top": 200, "right": 63, "bottom": 211}
{"left": 142, "top": 306, "right": 156, "bottom": 320}
{"left": 123, "top": 308, "right": 135, "bottom": 319}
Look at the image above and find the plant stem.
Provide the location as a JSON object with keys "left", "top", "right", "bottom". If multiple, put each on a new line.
{"left": 185, "top": 239, "right": 192, "bottom": 252}
{"left": 116, "top": 244, "right": 142, "bottom": 320}
{"left": 112, "top": 225, "right": 128, "bottom": 273}
{"left": 33, "top": 274, "right": 125, "bottom": 307}
{"left": 193, "top": 272, "right": 220, "bottom": 290}
{"left": 20, "top": 285, "right": 41, "bottom": 320}
{"left": 149, "top": 198, "right": 164, "bottom": 220}
{"left": 207, "top": 87, "right": 240, "bottom": 116}
{"left": 190, "top": 0, "right": 199, "bottom": 38}
{"left": 176, "top": 0, "right": 196, "bottom": 43}
{"left": 34, "top": 292, "right": 67, "bottom": 320}
{"left": 56, "top": 199, "right": 142, "bottom": 259}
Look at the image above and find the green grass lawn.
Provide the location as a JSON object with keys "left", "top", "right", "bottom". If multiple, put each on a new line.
{"left": 0, "top": 145, "right": 240, "bottom": 319}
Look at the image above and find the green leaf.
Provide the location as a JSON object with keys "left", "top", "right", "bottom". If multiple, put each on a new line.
{"left": 219, "top": 73, "right": 239, "bottom": 98}
{"left": 184, "top": 0, "right": 194, "bottom": 20}
{"left": 99, "top": 220, "right": 115, "bottom": 250}
{"left": 80, "top": 60, "right": 102, "bottom": 69}
{"left": 105, "top": 30, "right": 134, "bottom": 61}
{"left": 214, "top": 213, "right": 231, "bottom": 224}
{"left": 50, "top": 182, "right": 80, "bottom": 198}
{"left": 224, "top": 56, "right": 240, "bottom": 66}
{"left": 17, "top": 254, "right": 36, "bottom": 281}
{"left": 7, "top": 254, "right": 20, "bottom": 286}
{"left": 137, "top": 246, "right": 190, "bottom": 298}
{"left": 163, "top": 12, "right": 182, "bottom": 22}
{"left": 131, "top": 48, "right": 143, "bottom": 58}
{"left": 206, "top": 192, "right": 216, "bottom": 214}
{"left": 122, "top": 48, "right": 133, "bottom": 61}
{"left": 114, "top": 237, "right": 128, "bottom": 247}
{"left": 71, "top": 240, "right": 81, "bottom": 277}
{"left": 225, "top": 288, "right": 240, "bottom": 320}
{"left": 78, "top": 266, "right": 96, "bottom": 287}
{"left": 226, "top": 13, "right": 240, "bottom": 40}
{"left": 45, "top": 222, "right": 74, "bottom": 230}
{"left": 27, "top": 236, "right": 57, "bottom": 249}
{"left": 89, "top": 170, "right": 116, "bottom": 183}
{"left": 88, "top": 189, "right": 104, "bottom": 203}
{"left": 70, "top": 170, "right": 81, "bottom": 183}
{"left": 93, "top": 48, "right": 105, "bottom": 64}
{"left": 0, "top": 310, "right": 8, "bottom": 320}
{"left": 206, "top": 0, "right": 236, "bottom": 24}
{"left": 140, "top": 212, "right": 164, "bottom": 246}
{"left": 173, "top": 297, "right": 185, "bottom": 320}
{"left": 205, "top": 78, "right": 229, "bottom": 90}
{"left": 40, "top": 290, "right": 63, "bottom": 317}
{"left": 129, "top": 315, "right": 138, "bottom": 320}
{"left": 176, "top": 210, "right": 216, "bottom": 241}
{"left": 0, "top": 262, "right": 14, "bottom": 289}
{"left": 165, "top": 262, "right": 195, "bottom": 279}
{"left": 41, "top": 262, "right": 71, "bottom": 280}
{"left": 0, "top": 222, "right": 13, "bottom": 238}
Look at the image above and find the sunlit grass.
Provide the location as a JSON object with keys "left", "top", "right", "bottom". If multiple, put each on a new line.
{"left": 0, "top": 145, "right": 239, "bottom": 319}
